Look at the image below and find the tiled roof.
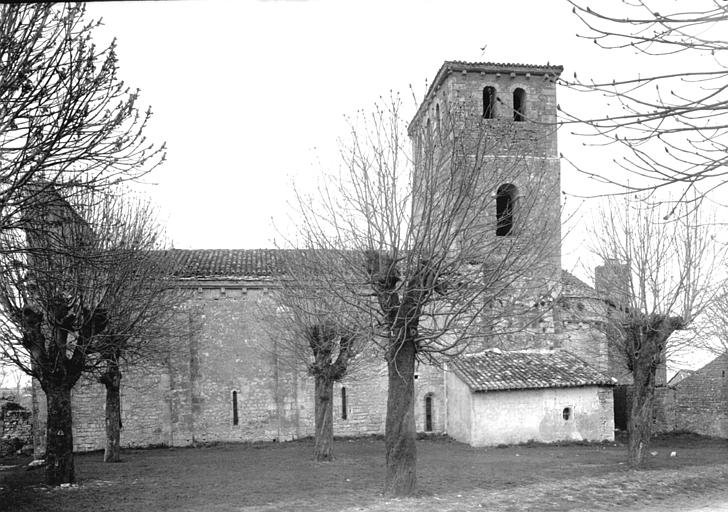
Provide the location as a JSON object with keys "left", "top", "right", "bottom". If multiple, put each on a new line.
{"left": 441, "top": 60, "right": 564, "bottom": 75}
{"left": 561, "top": 269, "right": 600, "bottom": 299}
{"left": 168, "top": 249, "right": 288, "bottom": 278}
{"left": 166, "top": 249, "right": 599, "bottom": 292}
{"left": 451, "top": 350, "right": 614, "bottom": 392}
{"left": 411, "top": 60, "right": 564, "bottom": 130}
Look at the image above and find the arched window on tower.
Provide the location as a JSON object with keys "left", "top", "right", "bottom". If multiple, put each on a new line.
{"left": 341, "top": 386, "right": 348, "bottom": 420}
{"left": 513, "top": 88, "right": 526, "bottom": 122}
{"left": 483, "top": 86, "right": 496, "bottom": 119}
{"left": 496, "top": 184, "right": 518, "bottom": 236}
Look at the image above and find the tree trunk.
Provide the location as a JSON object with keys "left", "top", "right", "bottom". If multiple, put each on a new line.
{"left": 384, "top": 335, "right": 417, "bottom": 496}
{"left": 627, "top": 359, "right": 656, "bottom": 468}
{"left": 103, "top": 363, "right": 123, "bottom": 463}
{"left": 45, "top": 385, "right": 75, "bottom": 485}
{"left": 313, "top": 374, "right": 334, "bottom": 462}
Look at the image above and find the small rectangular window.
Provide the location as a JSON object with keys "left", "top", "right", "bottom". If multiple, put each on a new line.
{"left": 232, "top": 390, "right": 239, "bottom": 426}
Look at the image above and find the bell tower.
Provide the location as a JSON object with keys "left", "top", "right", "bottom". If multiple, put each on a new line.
{"left": 408, "top": 61, "right": 563, "bottom": 298}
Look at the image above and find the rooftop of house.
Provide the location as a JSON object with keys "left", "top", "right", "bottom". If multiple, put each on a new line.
{"left": 667, "top": 369, "right": 695, "bottom": 387}
{"left": 450, "top": 349, "right": 614, "bottom": 392}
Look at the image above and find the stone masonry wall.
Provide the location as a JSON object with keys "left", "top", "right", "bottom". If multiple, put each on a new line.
{"left": 469, "top": 385, "right": 614, "bottom": 447}
{"left": 33, "top": 280, "right": 446, "bottom": 453}
{"left": 413, "top": 65, "right": 562, "bottom": 299}
{"left": 671, "top": 353, "right": 728, "bottom": 437}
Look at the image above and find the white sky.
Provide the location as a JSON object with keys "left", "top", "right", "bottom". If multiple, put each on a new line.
{"left": 78, "top": 0, "right": 722, "bottom": 374}
{"left": 83, "top": 0, "right": 620, "bottom": 264}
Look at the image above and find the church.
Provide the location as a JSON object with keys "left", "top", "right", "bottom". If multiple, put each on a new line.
{"left": 33, "top": 61, "right": 622, "bottom": 454}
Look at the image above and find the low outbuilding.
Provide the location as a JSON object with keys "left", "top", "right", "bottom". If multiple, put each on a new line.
{"left": 446, "top": 350, "right": 615, "bottom": 446}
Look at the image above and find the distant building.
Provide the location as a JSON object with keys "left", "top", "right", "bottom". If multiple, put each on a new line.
{"left": 667, "top": 370, "right": 694, "bottom": 387}
{"left": 659, "top": 353, "right": 728, "bottom": 437}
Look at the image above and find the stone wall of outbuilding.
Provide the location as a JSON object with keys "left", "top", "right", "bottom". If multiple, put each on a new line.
{"left": 446, "top": 374, "right": 614, "bottom": 447}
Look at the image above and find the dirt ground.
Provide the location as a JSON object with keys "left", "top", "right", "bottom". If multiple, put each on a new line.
{"left": 2, "top": 433, "right": 728, "bottom": 512}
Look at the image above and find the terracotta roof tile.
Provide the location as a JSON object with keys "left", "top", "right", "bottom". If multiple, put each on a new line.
{"left": 167, "top": 249, "right": 289, "bottom": 278}
{"left": 451, "top": 350, "right": 614, "bottom": 392}
{"left": 441, "top": 60, "right": 564, "bottom": 75}
{"left": 561, "top": 269, "right": 600, "bottom": 299}
{"left": 165, "top": 250, "right": 601, "bottom": 293}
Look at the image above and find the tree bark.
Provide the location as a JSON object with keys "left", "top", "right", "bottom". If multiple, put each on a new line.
{"left": 313, "top": 374, "right": 334, "bottom": 462}
{"left": 102, "top": 362, "right": 122, "bottom": 463}
{"left": 627, "top": 358, "right": 656, "bottom": 468}
{"left": 44, "top": 385, "right": 75, "bottom": 485}
{"left": 384, "top": 335, "right": 417, "bottom": 496}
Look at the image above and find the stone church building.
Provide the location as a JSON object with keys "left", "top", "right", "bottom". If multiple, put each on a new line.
{"left": 33, "top": 61, "right": 624, "bottom": 454}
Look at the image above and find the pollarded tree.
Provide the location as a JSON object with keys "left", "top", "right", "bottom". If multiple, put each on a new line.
{"left": 264, "top": 251, "right": 375, "bottom": 462}
{"left": 290, "top": 91, "right": 561, "bottom": 495}
{"left": 0, "top": 191, "right": 178, "bottom": 484}
{"left": 83, "top": 197, "right": 187, "bottom": 464}
{"left": 0, "top": 3, "right": 164, "bottom": 236}
{"left": 590, "top": 195, "right": 723, "bottom": 467}
{"left": 0, "top": 189, "right": 113, "bottom": 485}
{"left": 561, "top": 1, "right": 728, "bottom": 197}
{"left": 0, "top": 3, "right": 164, "bottom": 484}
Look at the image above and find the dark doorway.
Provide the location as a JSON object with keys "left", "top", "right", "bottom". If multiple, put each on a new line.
{"left": 613, "top": 385, "right": 630, "bottom": 430}
{"left": 425, "top": 395, "right": 433, "bottom": 432}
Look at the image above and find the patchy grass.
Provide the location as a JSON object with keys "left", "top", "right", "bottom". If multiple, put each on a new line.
{"left": 2, "top": 434, "right": 728, "bottom": 511}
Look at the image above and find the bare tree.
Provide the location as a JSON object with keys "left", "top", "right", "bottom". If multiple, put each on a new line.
{"left": 561, "top": 0, "right": 728, "bottom": 201}
{"left": 0, "top": 4, "right": 164, "bottom": 235}
{"left": 691, "top": 280, "right": 728, "bottom": 363}
{"left": 82, "top": 198, "right": 186, "bottom": 464}
{"left": 590, "top": 195, "right": 722, "bottom": 467}
{"left": 263, "top": 251, "right": 376, "bottom": 462}
{"left": 561, "top": 1, "right": 728, "bottom": 198}
{"left": 290, "top": 95, "right": 560, "bottom": 495}
{"left": 0, "top": 3, "right": 165, "bottom": 484}
{"left": 0, "top": 191, "right": 178, "bottom": 484}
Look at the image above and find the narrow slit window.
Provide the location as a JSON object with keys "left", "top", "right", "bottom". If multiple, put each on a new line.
{"left": 341, "top": 386, "right": 347, "bottom": 420}
{"left": 435, "top": 103, "right": 440, "bottom": 135}
{"left": 232, "top": 390, "right": 239, "bottom": 426}
{"left": 483, "top": 86, "right": 496, "bottom": 119}
{"left": 513, "top": 88, "right": 526, "bottom": 121}
{"left": 496, "top": 183, "right": 518, "bottom": 236}
{"left": 425, "top": 395, "right": 433, "bottom": 432}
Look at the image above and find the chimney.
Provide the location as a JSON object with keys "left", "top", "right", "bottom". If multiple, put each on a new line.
{"left": 595, "top": 258, "right": 630, "bottom": 306}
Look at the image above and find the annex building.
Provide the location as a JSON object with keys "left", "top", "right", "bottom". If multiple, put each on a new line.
{"left": 33, "top": 61, "right": 626, "bottom": 454}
